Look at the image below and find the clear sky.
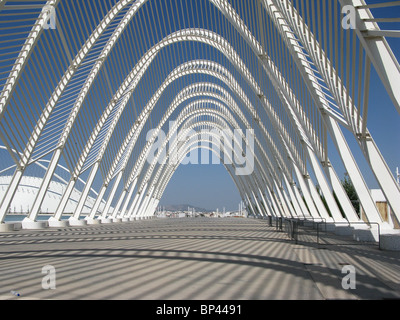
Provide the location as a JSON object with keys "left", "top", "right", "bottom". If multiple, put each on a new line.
{"left": 161, "top": 162, "right": 242, "bottom": 212}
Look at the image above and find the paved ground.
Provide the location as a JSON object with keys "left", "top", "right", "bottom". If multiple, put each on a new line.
{"left": 0, "top": 218, "right": 399, "bottom": 300}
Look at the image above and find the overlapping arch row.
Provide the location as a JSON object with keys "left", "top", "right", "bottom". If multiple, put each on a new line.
{"left": 0, "top": 0, "right": 399, "bottom": 231}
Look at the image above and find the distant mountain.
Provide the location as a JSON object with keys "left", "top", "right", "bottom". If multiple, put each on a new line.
{"left": 160, "top": 204, "right": 210, "bottom": 213}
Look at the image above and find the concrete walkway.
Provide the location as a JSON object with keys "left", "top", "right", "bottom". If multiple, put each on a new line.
{"left": 0, "top": 218, "right": 399, "bottom": 300}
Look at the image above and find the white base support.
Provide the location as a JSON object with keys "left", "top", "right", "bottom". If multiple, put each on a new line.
{"left": 68, "top": 217, "right": 87, "bottom": 226}
{"left": 352, "top": 224, "right": 380, "bottom": 242}
{"left": 121, "top": 218, "right": 130, "bottom": 222}
{"left": 0, "top": 223, "right": 14, "bottom": 232}
{"left": 112, "top": 218, "right": 122, "bottom": 223}
{"left": 48, "top": 217, "right": 69, "bottom": 228}
{"left": 314, "top": 217, "right": 336, "bottom": 232}
{"left": 14, "top": 223, "right": 22, "bottom": 231}
{"left": 303, "top": 220, "right": 315, "bottom": 228}
{"left": 302, "top": 218, "right": 326, "bottom": 229}
{"left": 100, "top": 218, "right": 113, "bottom": 224}
{"left": 21, "top": 218, "right": 47, "bottom": 230}
{"left": 334, "top": 225, "right": 354, "bottom": 236}
{"left": 380, "top": 232, "right": 400, "bottom": 251}
{"left": 325, "top": 223, "right": 336, "bottom": 232}
{"left": 129, "top": 217, "right": 136, "bottom": 222}
{"left": 319, "top": 222, "right": 337, "bottom": 232}
{"left": 85, "top": 218, "right": 101, "bottom": 225}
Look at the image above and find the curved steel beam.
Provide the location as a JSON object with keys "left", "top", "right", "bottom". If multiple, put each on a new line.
{"left": 146, "top": 127, "right": 282, "bottom": 220}
{"left": 135, "top": 114, "right": 293, "bottom": 220}
{"left": 98, "top": 107, "right": 274, "bottom": 219}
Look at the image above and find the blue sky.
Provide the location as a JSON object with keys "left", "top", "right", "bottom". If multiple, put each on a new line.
{"left": 161, "top": 163, "right": 241, "bottom": 211}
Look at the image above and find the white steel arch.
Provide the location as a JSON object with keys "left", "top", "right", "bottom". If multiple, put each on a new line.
{"left": 0, "top": 0, "right": 398, "bottom": 232}
{"left": 140, "top": 120, "right": 271, "bottom": 220}
{"left": 98, "top": 104, "right": 272, "bottom": 220}
{"left": 140, "top": 110, "right": 315, "bottom": 222}
{"left": 149, "top": 120, "right": 296, "bottom": 221}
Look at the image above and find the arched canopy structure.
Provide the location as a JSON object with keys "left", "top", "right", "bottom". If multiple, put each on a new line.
{"left": 0, "top": 0, "right": 399, "bottom": 230}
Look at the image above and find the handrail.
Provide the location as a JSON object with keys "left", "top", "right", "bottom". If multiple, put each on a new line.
{"left": 316, "top": 221, "right": 381, "bottom": 250}
{"left": 277, "top": 217, "right": 382, "bottom": 250}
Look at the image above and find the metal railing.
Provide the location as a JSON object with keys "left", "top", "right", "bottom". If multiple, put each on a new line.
{"left": 315, "top": 221, "right": 381, "bottom": 250}
{"left": 276, "top": 217, "right": 283, "bottom": 231}
{"left": 266, "top": 216, "right": 382, "bottom": 250}
{"left": 284, "top": 218, "right": 299, "bottom": 244}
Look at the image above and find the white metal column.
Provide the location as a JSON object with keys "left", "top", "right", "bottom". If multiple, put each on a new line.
{"left": 26, "top": 149, "right": 63, "bottom": 223}
{"left": 119, "top": 178, "right": 138, "bottom": 218}
{"left": 101, "top": 171, "right": 123, "bottom": 219}
{"left": 86, "top": 185, "right": 107, "bottom": 220}
{"left": 73, "top": 162, "right": 100, "bottom": 220}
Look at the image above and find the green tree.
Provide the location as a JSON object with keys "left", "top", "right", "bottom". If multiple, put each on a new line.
{"left": 342, "top": 174, "right": 360, "bottom": 215}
